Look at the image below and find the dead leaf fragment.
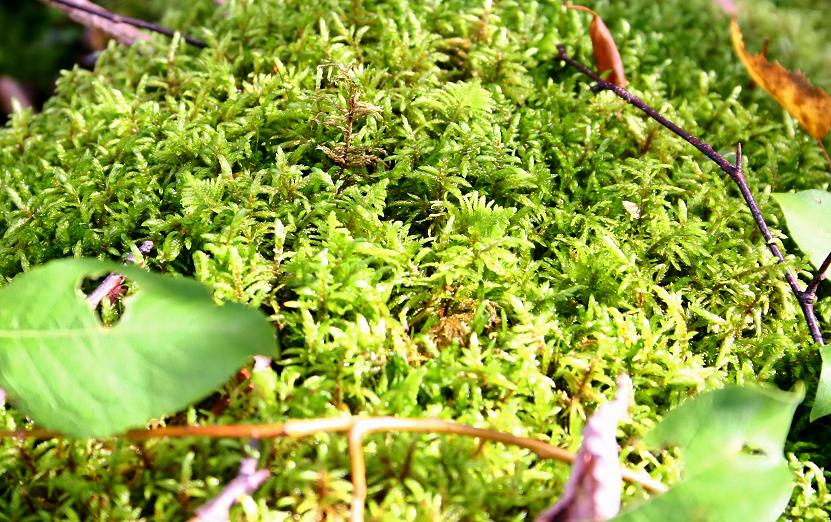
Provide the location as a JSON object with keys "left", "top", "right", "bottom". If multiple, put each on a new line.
{"left": 730, "top": 18, "right": 831, "bottom": 140}
{"left": 565, "top": 4, "right": 627, "bottom": 87}
{"left": 536, "top": 375, "right": 632, "bottom": 522}
{"left": 622, "top": 200, "right": 641, "bottom": 219}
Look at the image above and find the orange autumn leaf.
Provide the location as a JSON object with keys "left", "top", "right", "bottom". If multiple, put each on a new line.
{"left": 730, "top": 18, "right": 831, "bottom": 140}
{"left": 565, "top": 4, "right": 627, "bottom": 87}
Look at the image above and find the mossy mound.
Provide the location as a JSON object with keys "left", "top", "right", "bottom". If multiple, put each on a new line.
{"left": 1, "top": 0, "right": 830, "bottom": 519}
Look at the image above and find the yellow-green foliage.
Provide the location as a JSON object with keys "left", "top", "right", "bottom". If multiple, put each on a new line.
{"left": 1, "top": 0, "right": 830, "bottom": 519}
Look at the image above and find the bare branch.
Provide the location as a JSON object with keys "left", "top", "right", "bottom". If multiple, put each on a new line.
{"left": 805, "top": 250, "right": 831, "bottom": 299}
{"left": 0, "top": 416, "right": 667, "bottom": 495}
{"left": 557, "top": 45, "right": 826, "bottom": 346}
{"left": 348, "top": 423, "right": 370, "bottom": 522}
{"left": 43, "top": 0, "right": 207, "bottom": 48}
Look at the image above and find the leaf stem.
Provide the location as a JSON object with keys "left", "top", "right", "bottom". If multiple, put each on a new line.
{"left": 557, "top": 44, "right": 825, "bottom": 346}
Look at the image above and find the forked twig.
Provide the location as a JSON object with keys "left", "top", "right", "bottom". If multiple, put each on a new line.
{"left": 805, "top": 251, "right": 831, "bottom": 301}
{"left": 557, "top": 44, "right": 827, "bottom": 345}
{"left": 0, "top": 415, "right": 667, "bottom": 521}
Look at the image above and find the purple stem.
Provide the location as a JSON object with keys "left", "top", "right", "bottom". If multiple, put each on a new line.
{"left": 85, "top": 273, "right": 125, "bottom": 308}
{"left": 193, "top": 456, "right": 270, "bottom": 522}
{"left": 86, "top": 241, "right": 154, "bottom": 308}
{"left": 557, "top": 45, "right": 825, "bottom": 345}
{"left": 46, "top": 0, "right": 207, "bottom": 48}
{"left": 805, "top": 250, "right": 831, "bottom": 300}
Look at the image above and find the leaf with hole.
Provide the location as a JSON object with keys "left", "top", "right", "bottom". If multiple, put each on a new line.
{"left": 773, "top": 190, "right": 831, "bottom": 269}
{"left": 0, "top": 258, "right": 274, "bottom": 438}
{"left": 613, "top": 385, "right": 802, "bottom": 521}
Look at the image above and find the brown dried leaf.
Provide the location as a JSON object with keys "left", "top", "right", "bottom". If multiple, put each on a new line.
{"left": 565, "top": 4, "right": 627, "bottom": 87}
{"left": 536, "top": 375, "right": 632, "bottom": 522}
{"left": 731, "top": 18, "right": 831, "bottom": 140}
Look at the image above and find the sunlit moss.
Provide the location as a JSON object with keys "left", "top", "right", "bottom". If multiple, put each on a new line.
{"left": 1, "top": 0, "right": 830, "bottom": 519}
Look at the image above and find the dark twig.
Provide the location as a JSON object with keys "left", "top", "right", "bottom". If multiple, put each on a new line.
{"left": 45, "top": 0, "right": 207, "bottom": 48}
{"left": 86, "top": 241, "right": 154, "bottom": 308}
{"left": 557, "top": 44, "right": 826, "bottom": 345}
{"left": 729, "top": 145, "right": 823, "bottom": 344}
{"left": 805, "top": 251, "right": 831, "bottom": 300}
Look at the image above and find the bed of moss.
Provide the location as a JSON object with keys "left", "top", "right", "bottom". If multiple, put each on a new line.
{"left": 1, "top": 0, "right": 830, "bottom": 519}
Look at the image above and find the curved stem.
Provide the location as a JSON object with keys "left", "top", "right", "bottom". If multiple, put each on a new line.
{"left": 0, "top": 416, "right": 667, "bottom": 494}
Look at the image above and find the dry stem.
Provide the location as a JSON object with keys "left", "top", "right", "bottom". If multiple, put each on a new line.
{"left": 0, "top": 415, "right": 667, "bottom": 520}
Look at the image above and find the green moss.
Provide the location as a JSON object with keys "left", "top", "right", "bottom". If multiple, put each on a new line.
{"left": 1, "top": 0, "right": 830, "bottom": 519}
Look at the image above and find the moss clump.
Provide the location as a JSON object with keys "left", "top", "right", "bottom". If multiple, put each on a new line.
{"left": 1, "top": 0, "right": 830, "bottom": 519}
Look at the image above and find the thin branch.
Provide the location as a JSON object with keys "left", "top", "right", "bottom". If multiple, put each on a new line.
{"left": 348, "top": 423, "right": 370, "bottom": 522}
{"left": 85, "top": 272, "right": 125, "bottom": 308}
{"left": 44, "top": 0, "right": 147, "bottom": 46}
{"left": 44, "top": 0, "right": 207, "bottom": 48}
{"left": 557, "top": 44, "right": 826, "bottom": 345}
{"left": 805, "top": 250, "right": 831, "bottom": 299}
{"left": 556, "top": 45, "right": 735, "bottom": 175}
{"left": 0, "top": 416, "right": 667, "bottom": 495}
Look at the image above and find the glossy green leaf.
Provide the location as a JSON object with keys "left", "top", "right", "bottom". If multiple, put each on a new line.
{"left": 614, "top": 385, "right": 802, "bottom": 522}
{"left": 773, "top": 190, "right": 831, "bottom": 269}
{"left": 0, "top": 258, "right": 274, "bottom": 438}
{"left": 811, "top": 345, "right": 831, "bottom": 421}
